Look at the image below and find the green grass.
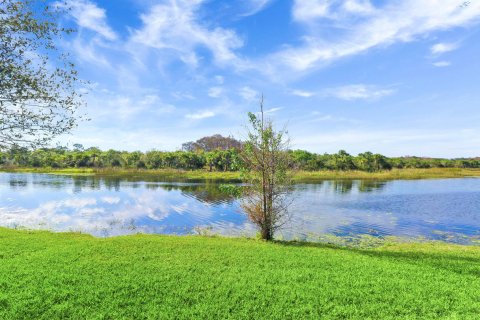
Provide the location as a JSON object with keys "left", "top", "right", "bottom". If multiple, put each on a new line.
{"left": 3, "top": 167, "right": 480, "bottom": 181}
{"left": 0, "top": 167, "right": 241, "bottom": 180}
{"left": 293, "top": 168, "right": 480, "bottom": 180}
{"left": 1, "top": 228, "right": 479, "bottom": 319}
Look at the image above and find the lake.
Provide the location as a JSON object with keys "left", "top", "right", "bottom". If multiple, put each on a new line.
{"left": 1, "top": 172, "right": 479, "bottom": 244}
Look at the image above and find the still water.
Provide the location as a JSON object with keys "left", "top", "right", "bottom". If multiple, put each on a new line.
{"left": 1, "top": 173, "right": 480, "bottom": 244}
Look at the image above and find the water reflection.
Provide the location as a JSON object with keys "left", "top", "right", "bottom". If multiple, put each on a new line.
{"left": 5, "top": 173, "right": 388, "bottom": 195}
{"left": 298, "top": 180, "right": 387, "bottom": 194}
{"left": 1, "top": 173, "right": 479, "bottom": 244}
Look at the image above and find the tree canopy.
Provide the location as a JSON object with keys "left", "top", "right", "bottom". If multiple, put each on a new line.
{"left": 0, "top": 0, "right": 84, "bottom": 150}
{"left": 1, "top": 146, "right": 479, "bottom": 171}
{"left": 182, "top": 134, "right": 242, "bottom": 152}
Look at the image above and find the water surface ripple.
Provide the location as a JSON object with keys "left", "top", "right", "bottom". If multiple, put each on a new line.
{"left": 1, "top": 173, "right": 479, "bottom": 244}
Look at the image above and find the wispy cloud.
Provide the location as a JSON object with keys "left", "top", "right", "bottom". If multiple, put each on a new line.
{"left": 432, "top": 61, "right": 451, "bottom": 67}
{"left": 239, "top": 86, "right": 259, "bottom": 102}
{"left": 208, "top": 87, "right": 223, "bottom": 98}
{"left": 71, "top": 37, "right": 111, "bottom": 67}
{"left": 241, "top": 0, "right": 275, "bottom": 17}
{"left": 264, "top": 107, "right": 282, "bottom": 114}
{"left": 57, "top": 0, "right": 117, "bottom": 40}
{"left": 130, "top": 0, "right": 245, "bottom": 67}
{"left": 185, "top": 110, "right": 216, "bottom": 120}
{"left": 292, "top": 0, "right": 330, "bottom": 21}
{"left": 323, "top": 84, "right": 395, "bottom": 101}
{"left": 431, "top": 42, "right": 458, "bottom": 54}
{"left": 262, "top": 1, "right": 480, "bottom": 76}
{"left": 291, "top": 89, "right": 315, "bottom": 98}
{"left": 88, "top": 92, "right": 175, "bottom": 121}
{"left": 290, "top": 84, "right": 394, "bottom": 101}
{"left": 47, "top": 0, "right": 480, "bottom": 157}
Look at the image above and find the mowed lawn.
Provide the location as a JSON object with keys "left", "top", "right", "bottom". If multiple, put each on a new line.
{"left": 1, "top": 228, "right": 479, "bottom": 319}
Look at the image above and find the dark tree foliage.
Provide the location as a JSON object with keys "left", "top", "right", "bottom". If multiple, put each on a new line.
{"left": 0, "top": 0, "right": 84, "bottom": 150}
{"left": 1, "top": 146, "right": 479, "bottom": 171}
{"left": 182, "top": 134, "right": 242, "bottom": 152}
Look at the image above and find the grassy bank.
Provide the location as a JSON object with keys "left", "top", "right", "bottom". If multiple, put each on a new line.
{"left": 0, "top": 167, "right": 241, "bottom": 180}
{"left": 1, "top": 228, "right": 479, "bottom": 319}
{"left": 2, "top": 167, "right": 480, "bottom": 181}
{"left": 295, "top": 167, "right": 480, "bottom": 180}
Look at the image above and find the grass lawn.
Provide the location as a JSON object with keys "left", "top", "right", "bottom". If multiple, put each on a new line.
{"left": 1, "top": 228, "right": 479, "bottom": 319}
{"left": 3, "top": 167, "right": 480, "bottom": 181}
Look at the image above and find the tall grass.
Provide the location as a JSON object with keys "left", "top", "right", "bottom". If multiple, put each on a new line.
{"left": 2, "top": 167, "right": 480, "bottom": 181}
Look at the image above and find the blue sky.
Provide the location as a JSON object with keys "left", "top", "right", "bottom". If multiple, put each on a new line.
{"left": 54, "top": 0, "right": 480, "bottom": 157}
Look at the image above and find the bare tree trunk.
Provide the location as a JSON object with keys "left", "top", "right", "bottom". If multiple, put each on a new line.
{"left": 260, "top": 96, "right": 268, "bottom": 240}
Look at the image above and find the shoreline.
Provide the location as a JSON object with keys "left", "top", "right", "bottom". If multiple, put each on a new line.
{"left": 2, "top": 167, "right": 480, "bottom": 181}
{"left": 2, "top": 226, "right": 478, "bottom": 247}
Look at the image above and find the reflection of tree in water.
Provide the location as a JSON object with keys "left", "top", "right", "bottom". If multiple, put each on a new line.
{"left": 102, "top": 178, "right": 121, "bottom": 191}
{"left": 72, "top": 176, "right": 102, "bottom": 193}
{"left": 147, "top": 182, "right": 236, "bottom": 205}
{"left": 181, "top": 186, "right": 236, "bottom": 205}
{"left": 327, "top": 180, "right": 388, "bottom": 194}
{"left": 6, "top": 173, "right": 387, "bottom": 199}
{"left": 68, "top": 175, "right": 239, "bottom": 203}
{"left": 8, "top": 174, "right": 67, "bottom": 190}
{"left": 31, "top": 175, "right": 69, "bottom": 190}
{"left": 358, "top": 180, "right": 387, "bottom": 193}
{"left": 270, "top": 180, "right": 388, "bottom": 195}
{"left": 9, "top": 178, "right": 28, "bottom": 188}
{"left": 332, "top": 180, "right": 354, "bottom": 194}
{"left": 71, "top": 176, "right": 129, "bottom": 192}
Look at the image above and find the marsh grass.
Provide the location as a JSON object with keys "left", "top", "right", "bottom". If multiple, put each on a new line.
{"left": 1, "top": 228, "right": 479, "bottom": 319}
{"left": 2, "top": 167, "right": 480, "bottom": 181}
{"left": 293, "top": 168, "right": 480, "bottom": 180}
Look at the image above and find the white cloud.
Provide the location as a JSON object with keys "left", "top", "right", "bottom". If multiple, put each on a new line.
{"left": 432, "top": 61, "right": 451, "bottom": 67}
{"left": 185, "top": 110, "right": 216, "bottom": 120}
{"left": 58, "top": 0, "right": 117, "bottom": 40}
{"left": 79, "top": 208, "right": 105, "bottom": 216}
{"left": 241, "top": 0, "right": 274, "bottom": 17}
{"left": 292, "top": 0, "right": 331, "bottom": 21}
{"left": 130, "top": 0, "right": 245, "bottom": 67}
{"left": 172, "top": 91, "right": 195, "bottom": 100}
{"left": 293, "top": 0, "right": 375, "bottom": 23}
{"left": 264, "top": 107, "right": 282, "bottom": 114}
{"left": 239, "top": 86, "right": 259, "bottom": 102}
{"left": 72, "top": 37, "right": 111, "bottom": 67}
{"left": 208, "top": 87, "right": 223, "bottom": 98}
{"left": 292, "top": 89, "right": 315, "bottom": 98}
{"left": 342, "top": 0, "right": 375, "bottom": 15}
{"left": 87, "top": 92, "right": 175, "bottom": 121}
{"left": 265, "top": 0, "right": 480, "bottom": 75}
{"left": 323, "top": 84, "right": 395, "bottom": 101}
{"left": 431, "top": 42, "right": 458, "bottom": 54}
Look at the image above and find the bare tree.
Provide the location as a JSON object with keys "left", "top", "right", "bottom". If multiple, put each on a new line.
{"left": 241, "top": 96, "right": 293, "bottom": 240}
{"left": 0, "top": 0, "right": 84, "bottom": 150}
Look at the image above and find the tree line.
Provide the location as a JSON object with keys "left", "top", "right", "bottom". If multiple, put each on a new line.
{"left": 1, "top": 138, "right": 479, "bottom": 172}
